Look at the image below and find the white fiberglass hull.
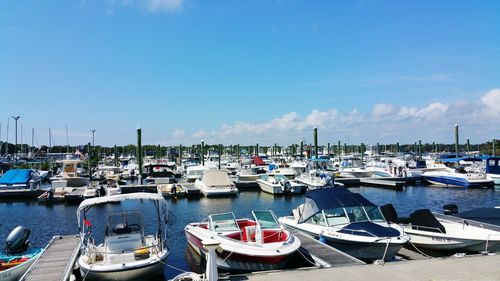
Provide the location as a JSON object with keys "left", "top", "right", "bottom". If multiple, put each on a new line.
{"left": 79, "top": 251, "right": 168, "bottom": 281}
{"left": 0, "top": 253, "right": 41, "bottom": 281}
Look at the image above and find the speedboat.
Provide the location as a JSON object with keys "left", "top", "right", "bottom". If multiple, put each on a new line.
{"left": 0, "top": 169, "right": 42, "bottom": 190}
{"left": 279, "top": 188, "right": 409, "bottom": 262}
{"left": 1, "top": 226, "right": 43, "bottom": 281}
{"left": 256, "top": 174, "right": 305, "bottom": 195}
{"left": 422, "top": 167, "right": 493, "bottom": 188}
{"left": 185, "top": 210, "right": 301, "bottom": 272}
{"left": 195, "top": 170, "right": 238, "bottom": 197}
{"left": 381, "top": 204, "right": 500, "bottom": 253}
{"left": 77, "top": 193, "right": 169, "bottom": 281}
{"left": 339, "top": 156, "right": 373, "bottom": 178}
{"left": 157, "top": 183, "right": 186, "bottom": 198}
{"left": 50, "top": 159, "right": 89, "bottom": 188}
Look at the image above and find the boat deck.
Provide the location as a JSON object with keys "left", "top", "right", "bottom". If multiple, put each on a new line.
{"left": 289, "top": 229, "right": 365, "bottom": 268}
{"left": 21, "top": 235, "right": 80, "bottom": 281}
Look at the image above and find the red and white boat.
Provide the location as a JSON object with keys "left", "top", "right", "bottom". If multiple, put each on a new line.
{"left": 185, "top": 210, "right": 301, "bottom": 272}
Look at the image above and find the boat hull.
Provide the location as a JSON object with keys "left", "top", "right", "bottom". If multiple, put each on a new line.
{"left": 185, "top": 230, "right": 293, "bottom": 272}
{"left": 423, "top": 175, "right": 493, "bottom": 188}
{"left": 79, "top": 253, "right": 167, "bottom": 281}
{"left": 0, "top": 253, "right": 40, "bottom": 281}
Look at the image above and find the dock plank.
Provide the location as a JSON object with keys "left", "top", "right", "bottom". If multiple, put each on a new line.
{"left": 21, "top": 235, "right": 80, "bottom": 281}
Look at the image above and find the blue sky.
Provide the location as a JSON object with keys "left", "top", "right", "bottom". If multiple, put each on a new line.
{"left": 0, "top": 0, "right": 499, "bottom": 146}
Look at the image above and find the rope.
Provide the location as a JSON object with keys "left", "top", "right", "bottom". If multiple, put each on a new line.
{"left": 296, "top": 248, "right": 321, "bottom": 267}
{"left": 374, "top": 238, "right": 391, "bottom": 265}
{"left": 408, "top": 240, "right": 434, "bottom": 259}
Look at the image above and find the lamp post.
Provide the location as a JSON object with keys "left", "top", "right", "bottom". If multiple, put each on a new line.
{"left": 11, "top": 116, "right": 20, "bottom": 163}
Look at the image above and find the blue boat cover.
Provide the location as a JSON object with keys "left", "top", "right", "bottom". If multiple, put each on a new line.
{"left": 0, "top": 169, "right": 32, "bottom": 185}
{"left": 455, "top": 207, "right": 500, "bottom": 226}
{"left": 298, "top": 188, "right": 375, "bottom": 223}
{"left": 339, "top": 222, "right": 400, "bottom": 237}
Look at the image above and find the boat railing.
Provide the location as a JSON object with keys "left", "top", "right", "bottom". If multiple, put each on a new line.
{"left": 82, "top": 237, "right": 166, "bottom": 257}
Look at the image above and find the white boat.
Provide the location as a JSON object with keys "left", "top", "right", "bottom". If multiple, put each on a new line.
{"left": 185, "top": 165, "right": 209, "bottom": 183}
{"left": 236, "top": 166, "right": 266, "bottom": 184}
{"left": 195, "top": 170, "right": 238, "bottom": 197}
{"left": 94, "top": 165, "right": 122, "bottom": 182}
{"left": 422, "top": 167, "right": 493, "bottom": 188}
{"left": 1, "top": 226, "right": 43, "bottom": 281}
{"left": 50, "top": 159, "right": 89, "bottom": 188}
{"left": 157, "top": 183, "right": 186, "bottom": 198}
{"left": 185, "top": 210, "right": 301, "bottom": 271}
{"left": 280, "top": 188, "right": 409, "bottom": 262}
{"left": 381, "top": 204, "right": 500, "bottom": 253}
{"left": 266, "top": 167, "right": 297, "bottom": 179}
{"left": 339, "top": 157, "right": 373, "bottom": 178}
{"left": 77, "top": 193, "right": 169, "bottom": 281}
{"left": 256, "top": 175, "right": 305, "bottom": 195}
{"left": 295, "top": 170, "right": 337, "bottom": 189}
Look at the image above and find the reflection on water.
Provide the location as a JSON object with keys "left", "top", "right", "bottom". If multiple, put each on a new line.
{"left": 0, "top": 185, "right": 499, "bottom": 280}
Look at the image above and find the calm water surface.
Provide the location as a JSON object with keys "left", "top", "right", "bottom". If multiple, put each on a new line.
{"left": 0, "top": 184, "right": 499, "bottom": 280}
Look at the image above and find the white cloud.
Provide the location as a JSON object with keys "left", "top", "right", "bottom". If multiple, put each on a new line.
{"left": 176, "top": 88, "right": 500, "bottom": 145}
{"left": 480, "top": 88, "right": 500, "bottom": 117}
{"left": 172, "top": 129, "right": 185, "bottom": 138}
{"left": 146, "top": 0, "right": 183, "bottom": 12}
{"left": 372, "top": 103, "right": 396, "bottom": 119}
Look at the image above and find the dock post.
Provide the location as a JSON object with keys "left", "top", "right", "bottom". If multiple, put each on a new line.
{"left": 418, "top": 139, "right": 422, "bottom": 160}
{"left": 493, "top": 138, "right": 497, "bottom": 156}
{"left": 114, "top": 145, "right": 118, "bottom": 166}
{"left": 203, "top": 239, "right": 221, "bottom": 281}
{"left": 466, "top": 138, "right": 470, "bottom": 153}
{"left": 179, "top": 144, "right": 182, "bottom": 165}
{"left": 218, "top": 144, "right": 222, "bottom": 169}
{"left": 313, "top": 127, "right": 318, "bottom": 159}
{"left": 433, "top": 142, "right": 436, "bottom": 153}
{"left": 201, "top": 140, "right": 205, "bottom": 166}
{"left": 327, "top": 142, "right": 330, "bottom": 156}
{"left": 454, "top": 124, "right": 459, "bottom": 158}
{"left": 256, "top": 143, "right": 259, "bottom": 156}
{"left": 377, "top": 142, "right": 380, "bottom": 154}
{"left": 137, "top": 128, "right": 143, "bottom": 184}
{"left": 343, "top": 143, "right": 347, "bottom": 156}
{"left": 237, "top": 144, "right": 240, "bottom": 158}
{"left": 300, "top": 140, "right": 304, "bottom": 157}
{"left": 88, "top": 142, "right": 92, "bottom": 181}
{"left": 337, "top": 141, "right": 341, "bottom": 156}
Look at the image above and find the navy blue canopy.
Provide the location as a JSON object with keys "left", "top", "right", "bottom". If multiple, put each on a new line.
{"left": 298, "top": 188, "right": 375, "bottom": 223}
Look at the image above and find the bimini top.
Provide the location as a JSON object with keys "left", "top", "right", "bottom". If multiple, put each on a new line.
{"left": 77, "top": 192, "right": 166, "bottom": 212}
{"left": 298, "top": 188, "right": 375, "bottom": 223}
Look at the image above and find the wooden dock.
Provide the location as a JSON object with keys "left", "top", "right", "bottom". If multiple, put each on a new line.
{"left": 120, "top": 184, "right": 158, "bottom": 194}
{"left": 359, "top": 178, "right": 405, "bottom": 191}
{"left": 290, "top": 230, "right": 364, "bottom": 268}
{"left": 21, "top": 235, "right": 80, "bottom": 281}
{"left": 0, "top": 189, "right": 44, "bottom": 199}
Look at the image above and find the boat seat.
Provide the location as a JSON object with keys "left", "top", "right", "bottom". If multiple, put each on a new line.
{"left": 243, "top": 226, "right": 256, "bottom": 242}
{"left": 380, "top": 204, "right": 411, "bottom": 224}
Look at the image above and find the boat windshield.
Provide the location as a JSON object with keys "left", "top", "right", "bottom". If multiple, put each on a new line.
{"left": 252, "top": 210, "right": 280, "bottom": 229}
{"left": 210, "top": 213, "right": 240, "bottom": 232}
{"left": 106, "top": 211, "right": 144, "bottom": 236}
{"left": 344, "top": 206, "right": 369, "bottom": 222}
{"left": 364, "top": 206, "right": 386, "bottom": 222}
{"left": 324, "top": 208, "right": 349, "bottom": 226}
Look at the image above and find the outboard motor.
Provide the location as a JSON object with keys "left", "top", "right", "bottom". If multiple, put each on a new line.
{"left": 6, "top": 226, "right": 31, "bottom": 255}
{"left": 443, "top": 204, "right": 459, "bottom": 215}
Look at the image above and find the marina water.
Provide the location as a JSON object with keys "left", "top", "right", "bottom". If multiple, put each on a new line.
{"left": 0, "top": 184, "right": 499, "bottom": 280}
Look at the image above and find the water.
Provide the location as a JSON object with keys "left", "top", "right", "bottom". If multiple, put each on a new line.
{"left": 0, "top": 185, "right": 499, "bottom": 280}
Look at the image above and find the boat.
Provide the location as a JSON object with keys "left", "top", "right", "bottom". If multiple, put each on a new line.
{"left": 0, "top": 169, "right": 42, "bottom": 190}
{"left": 279, "top": 188, "right": 409, "bottom": 262}
{"left": 195, "top": 170, "right": 238, "bottom": 197}
{"left": 185, "top": 210, "right": 301, "bottom": 271}
{"left": 157, "top": 183, "right": 186, "bottom": 198}
{"left": 486, "top": 157, "right": 500, "bottom": 185}
{"left": 50, "top": 159, "right": 89, "bottom": 188}
{"left": 77, "top": 193, "right": 169, "bottom": 281}
{"left": 381, "top": 204, "right": 500, "bottom": 253}
{"left": 0, "top": 226, "right": 43, "bottom": 281}
{"left": 144, "top": 163, "right": 176, "bottom": 184}
{"left": 93, "top": 165, "right": 122, "bottom": 182}
{"left": 185, "top": 165, "right": 209, "bottom": 183}
{"left": 266, "top": 167, "right": 297, "bottom": 179}
{"left": 339, "top": 157, "right": 373, "bottom": 178}
{"left": 256, "top": 174, "right": 305, "bottom": 195}
{"left": 422, "top": 166, "right": 493, "bottom": 188}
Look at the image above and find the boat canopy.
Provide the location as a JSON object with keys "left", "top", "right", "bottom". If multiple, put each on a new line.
{"left": 0, "top": 169, "right": 32, "bottom": 185}
{"left": 77, "top": 193, "right": 167, "bottom": 221}
{"left": 298, "top": 188, "right": 375, "bottom": 223}
{"left": 202, "top": 170, "right": 232, "bottom": 187}
{"left": 486, "top": 157, "right": 500, "bottom": 174}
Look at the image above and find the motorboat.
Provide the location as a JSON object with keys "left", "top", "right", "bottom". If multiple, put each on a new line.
{"left": 93, "top": 165, "right": 122, "bottom": 182}
{"left": 83, "top": 180, "right": 122, "bottom": 199}
{"left": 486, "top": 157, "right": 500, "bottom": 185}
{"left": 195, "top": 170, "right": 238, "bottom": 197}
{"left": 185, "top": 165, "right": 209, "bottom": 183}
{"left": 144, "top": 164, "right": 176, "bottom": 184}
{"left": 256, "top": 174, "right": 305, "bottom": 195}
{"left": 77, "top": 193, "right": 169, "bottom": 281}
{"left": 422, "top": 167, "right": 493, "bottom": 188}
{"left": 279, "top": 188, "right": 409, "bottom": 262}
{"left": 185, "top": 210, "right": 301, "bottom": 271}
{"left": 295, "top": 170, "right": 339, "bottom": 190}
{"left": 339, "top": 157, "right": 373, "bottom": 178}
{"left": 0, "top": 169, "right": 42, "bottom": 190}
{"left": 157, "top": 183, "right": 186, "bottom": 198}
{"left": 1, "top": 226, "right": 43, "bottom": 281}
{"left": 50, "top": 160, "right": 89, "bottom": 188}
{"left": 266, "top": 167, "right": 297, "bottom": 179}
{"left": 381, "top": 204, "right": 500, "bottom": 253}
